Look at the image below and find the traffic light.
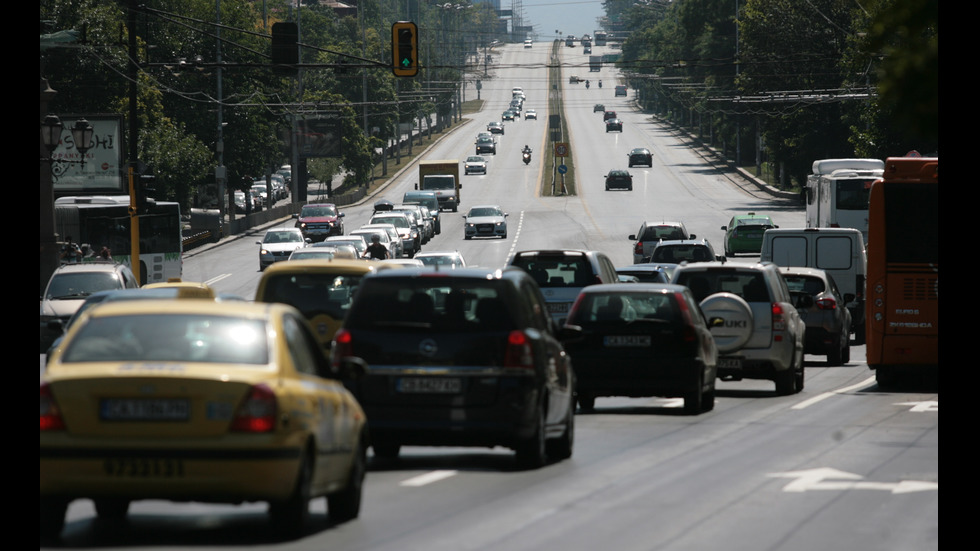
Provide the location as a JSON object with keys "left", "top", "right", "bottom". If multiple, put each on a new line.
{"left": 391, "top": 21, "right": 418, "bottom": 77}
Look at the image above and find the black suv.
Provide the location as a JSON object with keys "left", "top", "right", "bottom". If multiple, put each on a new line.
{"left": 331, "top": 267, "right": 576, "bottom": 468}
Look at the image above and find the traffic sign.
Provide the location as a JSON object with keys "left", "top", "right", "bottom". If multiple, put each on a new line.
{"left": 554, "top": 143, "right": 569, "bottom": 157}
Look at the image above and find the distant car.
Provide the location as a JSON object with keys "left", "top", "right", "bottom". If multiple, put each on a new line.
{"left": 501, "top": 110, "right": 516, "bottom": 121}
{"left": 629, "top": 221, "right": 693, "bottom": 264}
{"left": 615, "top": 264, "right": 672, "bottom": 283}
{"left": 40, "top": 261, "right": 140, "bottom": 352}
{"left": 323, "top": 235, "right": 369, "bottom": 257}
{"left": 509, "top": 249, "right": 619, "bottom": 325}
{"left": 294, "top": 203, "right": 345, "bottom": 241}
{"left": 331, "top": 267, "right": 575, "bottom": 468}
{"left": 604, "top": 170, "right": 633, "bottom": 191}
{"left": 41, "top": 300, "right": 368, "bottom": 539}
{"left": 464, "top": 205, "right": 508, "bottom": 239}
{"left": 720, "top": 212, "right": 777, "bottom": 256}
{"left": 475, "top": 137, "right": 496, "bottom": 155}
{"left": 779, "top": 267, "right": 852, "bottom": 366}
{"left": 256, "top": 258, "right": 400, "bottom": 350}
{"left": 562, "top": 284, "right": 719, "bottom": 414}
{"left": 672, "top": 261, "right": 807, "bottom": 395}
{"left": 603, "top": 110, "right": 617, "bottom": 121}
{"left": 464, "top": 155, "right": 488, "bottom": 175}
{"left": 524, "top": 39, "right": 533, "bottom": 48}
{"left": 569, "top": 75, "right": 581, "bottom": 83}
{"left": 605, "top": 119, "right": 623, "bottom": 132}
{"left": 594, "top": 103, "right": 605, "bottom": 113}
{"left": 524, "top": 109, "right": 537, "bottom": 120}
{"left": 615, "top": 85, "right": 627, "bottom": 97}
{"left": 487, "top": 121, "right": 505, "bottom": 134}
{"left": 288, "top": 247, "right": 337, "bottom": 261}
{"left": 647, "top": 239, "right": 722, "bottom": 263}
{"left": 628, "top": 148, "right": 653, "bottom": 167}
{"left": 257, "top": 228, "right": 309, "bottom": 270}
{"left": 415, "top": 251, "right": 467, "bottom": 269}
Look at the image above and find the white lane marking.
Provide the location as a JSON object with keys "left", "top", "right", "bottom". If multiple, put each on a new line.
{"left": 400, "top": 470, "right": 458, "bottom": 487}
{"left": 205, "top": 274, "right": 231, "bottom": 286}
{"left": 791, "top": 376, "right": 876, "bottom": 409}
{"left": 505, "top": 211, "right": 525, "bottom": 263}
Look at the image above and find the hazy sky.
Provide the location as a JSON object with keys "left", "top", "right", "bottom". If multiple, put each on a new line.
{"left": 519, "top": 0, "right": 607, "bottom": 40}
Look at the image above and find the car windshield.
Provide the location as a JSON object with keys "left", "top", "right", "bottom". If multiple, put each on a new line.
{"left": 264, "top": 231, "right": 303, "bottom": 243}
{"left": 418, "top": 255, "right": 461, "bottom": 268}
{"left": 61, "top": 314, "right": 270, "bottom": 365}
{"left": 347, "top": 278, "right": 513, "bottom": 332}
{"left": 289, "top": 249, "right": 336, "bottom": 260}
{"left": 569, "top": 292, "right": 679, "bottom": 325}
{"left": 468, "top": 207, "right": 501, "bottom": 217}
{"left": 262, "top": 273, "right": 367, "bottom": 321}
{"left": 301, "top": 206, "right": 337, "bottom": 217}
{"left": 46, "top": 272, "right": 122, "bottom": 300}
{"left": 467, "top": 157, "right": 484, "bottom": 162}
{"left": 640, "top": 226, "right": 686, "bottom": 240}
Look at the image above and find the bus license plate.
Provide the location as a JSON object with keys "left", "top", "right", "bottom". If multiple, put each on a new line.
{"left": 397, "top": 378, "right": 462, "bottom": 394}
{"left": 604, "top": 335, "right": 651, "bottom": 347}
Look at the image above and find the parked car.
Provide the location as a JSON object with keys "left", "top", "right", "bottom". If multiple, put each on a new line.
{"left": 672, "top": 261, "right": 806, "bottom": 395}
{"left": 779, "top": 267, "right": 852, "bottom": 365}
{"left": 294, "top": 203, "right": 345, "bottom": 241}
{"left": 605, "top": 170, "right": 633, "bottom": 191}
{"left": 257, "top": 228, "right": 309, "bottom": 270}
{"left": 647, "top": 239, "right": 722, "bottom": 263}
{"left": 509, "top": 249, "right": 619, "bottom": 325}
{"left": 464, "top": 155, "right": 488, "bottom": 175}
{"left": 629, "top": 222, "right": 694, "bottom": 264}
{"left": 563, "top": 284, "right": 719, "bottom": 414}
{"left": 720, "top": 212, "right": 776, "bottom": 256}
{"left": 331, "top": 267, "right": 576, "bottom": 468}
{"left": 628, "top": 148, "right": 653, "bottom": 167}
{"left": 40, "top": 261, "right": 140, "bottom": 352}
{"left": 41, "top": 300, "right": 369, "bottom": 539}
{"left": 463, "top": 205, "right": 508, "bottom": 239}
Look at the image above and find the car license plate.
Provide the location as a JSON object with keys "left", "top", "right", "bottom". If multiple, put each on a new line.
{"left": 103, "top": 457, "right": 185, "bottom": 477}
{"left": 101, "top": 399, "right": 190, "bottom": 421}
{"left": 397, "top": 377, "right": 462, "bottom": 394}
{"left": 717, "top": 357, "right": 743, "bottom": 369}
{"left": 547, "top": 302, "right": 570, "bottom": 314}
{"left": 604, "top": 335, "right": 651, "bottom": 347}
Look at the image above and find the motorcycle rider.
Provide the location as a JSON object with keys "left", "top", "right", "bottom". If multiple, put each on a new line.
{"left": 522, "top": 145, "right": 532, "bottom": 165}
{"left": 585, "top": 80, "right": 590, "bottom": 88}
{"left": 599, "top": 80, "right": 603, "bottom": 88}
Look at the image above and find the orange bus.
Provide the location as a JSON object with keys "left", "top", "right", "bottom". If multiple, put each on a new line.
{"left": 865, "top": 157, "right": 938, "bottom": 386}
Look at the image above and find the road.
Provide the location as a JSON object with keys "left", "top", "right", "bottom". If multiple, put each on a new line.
{"left": 48, "top": 43, "right": 938, "bottom": 550}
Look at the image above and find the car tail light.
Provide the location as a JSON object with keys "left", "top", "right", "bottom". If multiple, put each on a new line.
{"left": 40, "top": 383, "right": 65, "bottom": 431}
{"left": 674, "top": 293, "right": 697, "bottom": 342}
{"left": 816, "top": 297, "right": 837, "bottom": 310}
{"left": 634, "top": 241, "right": 644, "bottom": 255}
{"left": 771, "top": 302, "right": 786, "bottom": 339}
{"left": 231, "top": 384, "right": 277, "bottom": 433}
{"left": 331, "top": 328, "right": 354, "bottom": 369}
{"left": 504, "top": 330, "right": 535, "bottom": 369}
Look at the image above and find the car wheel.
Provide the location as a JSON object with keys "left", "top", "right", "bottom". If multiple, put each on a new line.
{"left": 577, "top": 392, "right": 595, "bottom": 412}
{"left": 546, "top": 395, "right": 575, "bottom": 461}
{"left": 373, "top": 443, "right": 400, "bottom": 459}
{"left": 94, "top": 499, "right": 130, "bottom": 521}
{"left": 328, "top": 435, "right": 367, "bottom": 521}
{"left": 843, "top": 341, "right": 851, "bottom": 363}
{"left": 464, "top": 235, "right": 472, "bottom": 240}
{"left": 628, "top": 186, "right": 633, "bottom": 191}
{"left": 827, "top": 336, "right": 844, "bottom": 366}
{"left": 774, "top": 367, "right": 797, "bottom": 396}
{"left": 40, "top": 497, "right": 68, "bottom": 541}
{"left": 605, "top": 186, "right": 610, "bottom": 191}
{"left": 269, "top": 450, "right": 312, "bottom": 537}
{"left": 515, "top": 405, "right": 546, "bottom": 469}
{"left": 852, "top": 321, "right": 866, "bottom": 345}
{"left": 702, "top": 384, "right": 716, "bottom": 412}
{"left": 683, "top": 373, "right": 704, "bottom": 415}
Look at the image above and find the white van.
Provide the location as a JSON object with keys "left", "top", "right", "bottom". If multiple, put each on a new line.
{"left": 760, "top": 227, "right": 866, "bottom": 343}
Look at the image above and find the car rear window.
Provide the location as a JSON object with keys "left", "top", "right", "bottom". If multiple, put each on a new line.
{"left": 569, "top": 292, "right": 679, "bottom": 326}
{"left": 347, "top": 278, "right": 515, "bottom": 332}
{"left": 651, "top": 245, "right": 711, "bottom": 263}
{"left": 61, "top": 314, "right": 269, "bottom": 365}
{"left": 260, "top": 273, "right": 367, "bottom": 320}
{"left": 640, "top": 226, "right": 686, "bottom": 241}
{"left": 783, "top": 275, "right": 825, "bottom": 295}
{"left": 511, "top": 255, "right": 596, "bottom": 288}
{"left": 674, "top": 270, "right": 770, "bottom": 303}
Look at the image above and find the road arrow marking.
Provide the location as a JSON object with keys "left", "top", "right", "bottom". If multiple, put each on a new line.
{"left": 768, "top": 467, "right": 937, "bottom": 494}
{"left": 896, "top": 400, "right": 938, "bottom": 412}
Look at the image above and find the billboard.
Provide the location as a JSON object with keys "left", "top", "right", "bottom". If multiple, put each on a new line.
{"left": 51, "top": 115, "right": 124, "bottom": 194}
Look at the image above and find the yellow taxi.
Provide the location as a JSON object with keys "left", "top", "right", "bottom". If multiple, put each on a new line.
{"left": 255, "top": 259, "right": 400, "bottom": 350}
{"left": 40, "top": 300, "right": 368, "bottom": 539}
{"left": 141, "top": 280, "right": 216, "bottom": 298}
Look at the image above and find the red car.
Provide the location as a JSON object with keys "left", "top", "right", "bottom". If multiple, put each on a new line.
{"left": 295, "top": 203, "right": 345, "bottom": 241}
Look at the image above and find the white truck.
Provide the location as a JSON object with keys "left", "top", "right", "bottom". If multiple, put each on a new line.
{"left": 805, "top": 158, "right": 884, "bottom": 240}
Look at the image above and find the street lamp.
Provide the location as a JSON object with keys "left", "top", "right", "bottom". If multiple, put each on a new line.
{"left": 40, "top": 114, "right": 94, "bottom": 166}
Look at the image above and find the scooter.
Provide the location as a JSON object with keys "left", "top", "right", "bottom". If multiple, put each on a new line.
{"left": 522, "top": 149, "right": 532, "bottom": 165}
{"left": 585, "top": 80, "right": 591, "bottom": 89}
{"left": 598, "top": 80, "right": 603, "bottom": 88}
